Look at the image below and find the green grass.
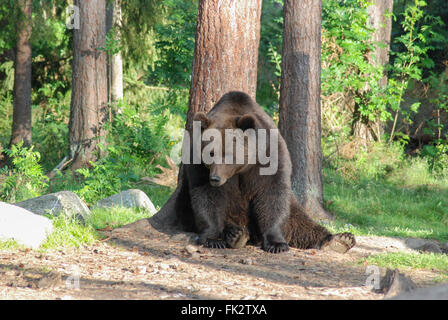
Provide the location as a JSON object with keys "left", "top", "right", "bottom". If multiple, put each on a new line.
{"left": 362, "top": 252, "right": 448, "bottom": 273}
{"left": 40, "top": 215, "right": 99, "bottom": 249}
{"left": 323, "top": 159, "right": 448, "bottom": 242}
{"left": 86, "top": 207, "right": 154, "bottom": 230}
{"left": 0, "top": 239, "right": 25, "bottom": 250}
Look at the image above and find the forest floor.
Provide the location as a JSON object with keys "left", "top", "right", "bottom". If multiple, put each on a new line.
{"left": 0, "top": 218, "right": 445, "bottom": 300}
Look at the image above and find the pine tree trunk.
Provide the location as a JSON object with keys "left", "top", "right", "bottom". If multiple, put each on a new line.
{"left": 278, "top": 0, "right": 331, "bottom": 221}
{"left": 10, "top": 0, "right": 32, "bottom": 147}
{"left": 186, "top": 0, "right": 262, "bottom": 130}
{"left": 69, "top": 0, "right": 108, "bottom": 170}
{"left": 106, "top": 0, "right": 124, "bottom": 104}
{"left": 151, "top": 0, "right": 263, "bottom": 231}
{"left": 368, "top": 0, "right": 393, "bottom": 88}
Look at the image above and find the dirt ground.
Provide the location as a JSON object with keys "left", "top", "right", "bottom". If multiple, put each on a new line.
{"left": 0, "top": 218, "right": 444, "bottom": 300}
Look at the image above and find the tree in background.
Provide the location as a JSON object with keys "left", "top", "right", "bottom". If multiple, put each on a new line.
{"left": 106, "top": 0, "right": 124, "bottom": 104}
{"left": 69, "top": 0, "right": 108, "bottom": 170}
{"left": 152, "top": 0, "right": 263, "bottom": 229}
{"left": 10, "top": 0, "right": 32, "bottom": 147}
{"left": 352, "top": 0, "right": 394, "bottom": 142}
{"left": 278, "top": 0, "right": 331, "bottom": 220}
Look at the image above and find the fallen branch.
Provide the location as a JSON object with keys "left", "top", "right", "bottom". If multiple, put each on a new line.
{"left": 46, "top": 155, "right": 73, "bottom": 179}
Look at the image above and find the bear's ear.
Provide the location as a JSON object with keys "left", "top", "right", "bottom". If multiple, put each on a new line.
{"left": 235, "top": 114, "right": 256, "bottom": 131}
{"left": 193, "top": 112, "right": 209, "bottom": 129}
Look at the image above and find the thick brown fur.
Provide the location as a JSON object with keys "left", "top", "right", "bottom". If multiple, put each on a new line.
{"left": 179, "top": 91, "right": 355, "bottom": 253}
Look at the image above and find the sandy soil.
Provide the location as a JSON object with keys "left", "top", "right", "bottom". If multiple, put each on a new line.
{"left": 0, "top": 219, "right": 444, "bottom": 300}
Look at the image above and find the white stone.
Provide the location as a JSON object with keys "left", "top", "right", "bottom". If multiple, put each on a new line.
{"left": 0, "top": 202, "right": 54, "bottom": 249}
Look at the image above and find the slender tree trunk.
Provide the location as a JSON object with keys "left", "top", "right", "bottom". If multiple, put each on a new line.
{"left": 69, "top": 0, "right": 108, "bottom": 170}
{"left": 278, "top": 0, "right": 331, "bottom": 221}
{"left": 151, "top": 0, "right": 263, "bottom": 230}
{"left": 368, "top": 0, "right": 393, "bottom": 88}
{"left": 353, "top": 0, "right": 393, "bottom": 142}
{"left": 10, "top": 0, "right": 32, "bottom": 147}
{"left": 106, "top": 0, "right": 124, "bottom": 104}
{"left": 186, "top": 0, "right": 262, "bottom": 130}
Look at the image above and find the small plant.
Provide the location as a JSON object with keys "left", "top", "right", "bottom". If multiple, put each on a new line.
{"left": 0, "top": 141, "right": 49, "bottom": 202}
{"left": 387, "top": 0, "right": 443, "bottom": 143}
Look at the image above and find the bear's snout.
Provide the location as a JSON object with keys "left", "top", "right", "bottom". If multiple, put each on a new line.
{"left": 209, "top": 175, "right": 224, "bottom": 187}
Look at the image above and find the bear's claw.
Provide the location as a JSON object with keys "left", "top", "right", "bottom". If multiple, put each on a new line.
{"left": 262, "top": 242, "right": 289, "bottom": 254}
{"left": 204, "top": 239, "right": 227, "bottom": 249}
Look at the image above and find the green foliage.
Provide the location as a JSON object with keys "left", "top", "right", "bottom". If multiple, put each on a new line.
{"left": 421, "top": 74, "right": 448, "bottom": 173}
{"left": 257, "top": 0, "right": 284, "bottom": 112}
{"left": 387, "top": 0, "right": 444, "bottom": 143}
{"left": 0, "top": 141, "right": 49, "bottom": 202}
{"left": 72, "top": 99, "right": 173, "bottom": 205}
{"left": 150, "top": 0, "right": 197, "bottom": 87}
{"left": 32, "top": 81, "right": 70, "bottom": 170}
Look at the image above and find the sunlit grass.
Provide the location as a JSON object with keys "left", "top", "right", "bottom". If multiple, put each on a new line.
{"left": 362, "top": 252, "right": 448, "bottom": 273}
{"left": 323, "top": 155, "right": 448, "bottom": 241}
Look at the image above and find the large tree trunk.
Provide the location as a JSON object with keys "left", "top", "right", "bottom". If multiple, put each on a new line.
{"left": 151, "top": 0, "right": 263, "bottom": 231}
{"left": 186, "top": 0, "right": 262, "bottom": 130}
{"left": 10, "top": 0, "right": 32, "bottom": 147}
{"left": 106, "top": 0, "right": 124, "bottom": 104}
{"left": 353, "top": 0, "right": 393, "bottom": 142}
{"left": 278, "top": 0, "right": 331, "bottom": 221}
{"left": 69, "top": 0, "right": 108, "bottom": 170}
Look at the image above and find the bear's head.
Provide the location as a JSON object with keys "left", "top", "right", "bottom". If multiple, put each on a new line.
{"left": 193, "top": 111, "right": 257, "bottom": 187}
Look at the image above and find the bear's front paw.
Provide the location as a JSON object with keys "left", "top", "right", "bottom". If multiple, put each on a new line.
{"left": 262, "top": 241, "right": 289, "bottom": 254}
{"left": 224, "top": 225, "right": 249, "bottom": 249}
{"left": 203, "top": 239, "right": 228, "bottom": 249}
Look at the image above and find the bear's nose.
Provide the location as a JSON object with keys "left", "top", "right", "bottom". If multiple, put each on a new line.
{"left": 209, "top": 175, "right": 221, "bottom": 183}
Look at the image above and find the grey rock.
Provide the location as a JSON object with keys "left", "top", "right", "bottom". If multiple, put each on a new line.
{"left": 15, "top": 191, "right": 90, "bottom": 221}
{"left": 0, "top": 202, "right": 54, "bottom": 249}
{"left": 404, "top": 238, "right": 443, "bottom": 254}
{"left": 377, "top": 269, "right": 417, "bottom": 299}
{"left": 94, "top": 189, "right": 156, "bottom": 214}
{"left": 391, "top": 284, "right": 448, "bottom": 300}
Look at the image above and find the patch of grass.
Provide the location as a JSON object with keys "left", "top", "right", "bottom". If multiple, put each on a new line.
{"left": 0, "top": 239, "right": 25, "bottom": 250}
{"left": 362, "top": 252, "right": 448, "bottom": 273}
{"left": 40, "top": 215, "right": 99, "bottom": 249}
{"left": 86, "top": 207, "right": 154, "bottom": 230}
{"left": 324, "top": 160, "right": 448, "bottom": 241}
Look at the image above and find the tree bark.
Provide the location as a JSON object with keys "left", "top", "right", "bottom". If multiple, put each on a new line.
{"left": 10, "top": 0, "right": 32, "bottom": 147}
{"left": 278, "top": 0, "right": 331, "bottom": 221}
{"left": 368, "top": 0, "right": 393, "bottom": 88}
{"left": 69, "top": 0, "right": 108, "bottom": 170}
{"left": 186, "top": 0, "right": 262, "bottom": 130}
{"left": 151, "top": 0, "right": 263, "bottom": 231}
{"left": 106, "top": 0, "right": 124, "bottom": 104}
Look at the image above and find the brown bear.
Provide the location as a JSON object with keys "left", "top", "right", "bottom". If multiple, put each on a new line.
{"left": 182, "top": 91, "right": 355, "bottom": 253}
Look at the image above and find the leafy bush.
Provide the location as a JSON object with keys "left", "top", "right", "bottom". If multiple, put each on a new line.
{"left": 0, "top": 142, "right": 49, "bottom": 202}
